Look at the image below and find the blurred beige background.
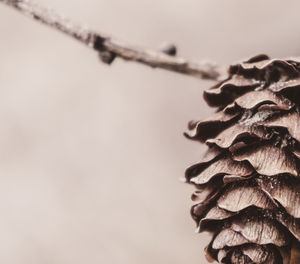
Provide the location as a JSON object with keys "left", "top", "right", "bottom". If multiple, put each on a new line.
{"left": 0, "top": 0, "right": 300, "bottom": 263}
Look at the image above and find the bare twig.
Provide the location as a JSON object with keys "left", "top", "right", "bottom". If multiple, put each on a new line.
{"left": 0, "top": 0, "right": 226, "bottom": 80}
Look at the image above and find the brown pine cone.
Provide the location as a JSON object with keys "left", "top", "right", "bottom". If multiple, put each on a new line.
{"left": 185, "top": 54, "right": 300, "bottom": 264}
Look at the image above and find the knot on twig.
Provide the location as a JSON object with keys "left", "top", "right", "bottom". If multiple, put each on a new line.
{"left": 93, "top": 34, "right": 116, "bottom": 64}
{"left": 159, "top": 42, "right": 177, "bottom": 56}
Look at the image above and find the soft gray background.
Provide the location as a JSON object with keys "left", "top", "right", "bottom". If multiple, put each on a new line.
{"left": 0, "top": 0, "right": 299, "bottom": 263}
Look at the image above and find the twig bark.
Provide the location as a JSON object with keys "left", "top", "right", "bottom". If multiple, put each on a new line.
{"left": 0, "top": 0, "right": 226, "bottom": 81}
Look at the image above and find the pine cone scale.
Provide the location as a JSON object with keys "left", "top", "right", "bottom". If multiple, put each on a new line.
{"left": 186, "top": 55, "right": 300, "bottom": 263}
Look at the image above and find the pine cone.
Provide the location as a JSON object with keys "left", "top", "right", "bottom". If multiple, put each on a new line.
{"left": 185, "top": 54, "right": 300, "bottom": 264}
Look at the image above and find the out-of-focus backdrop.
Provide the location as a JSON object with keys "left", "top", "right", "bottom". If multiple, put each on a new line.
{"left": 0, "top": 0, "right": 299, "bottom": 263}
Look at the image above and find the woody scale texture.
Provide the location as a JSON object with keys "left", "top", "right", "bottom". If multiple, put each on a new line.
{"left": 185, "top": 54, "right": 300, "bottom": 263}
